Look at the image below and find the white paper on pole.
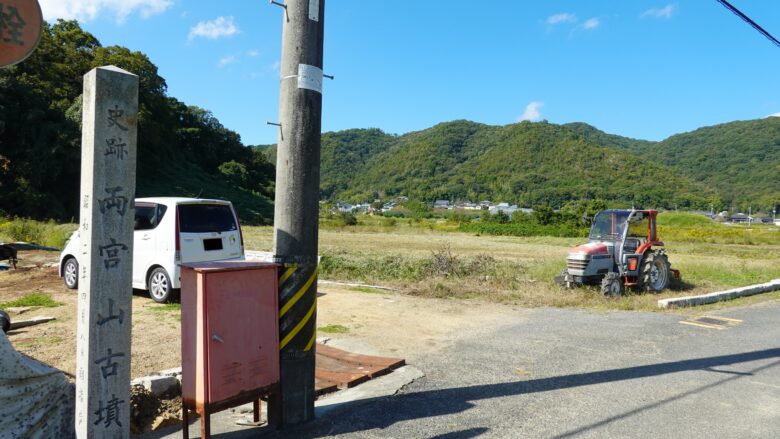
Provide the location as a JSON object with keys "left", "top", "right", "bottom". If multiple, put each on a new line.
{"left": 298, "top": 64, "right": 323, "bottom": 93}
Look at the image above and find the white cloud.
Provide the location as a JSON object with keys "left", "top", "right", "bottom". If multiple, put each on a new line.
{"left": 642, "top": 4, "right": 677, "bottom": 19}
{"left": 39, "top": 0, "right": 172, "bottom": 23}
{"left": 766, "top": 112, "right": 780, "bottom": 118}
{"left": 547, "top": 13, "right": 577, "bottom": 25}
{"left": 583, "top": 18, "right": 600, "bottom": 30}
{"left": 217, "top": 55, "right": 237, "bottom": 67}
{"left": 247, "top": 49, "right": 260, "bottom": 58}
{"left": 270, "top": 60, "right": 281, "bottom": 72}
{"left": 189, "top": 16, "right": 239, "bottom": 40}
{"left": 518, "top": 101, "right": 544, "bottom": 122}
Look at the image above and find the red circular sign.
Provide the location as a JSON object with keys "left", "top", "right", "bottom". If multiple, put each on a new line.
{"left": 0, "top": 0, "right": 43, "bottom": 68}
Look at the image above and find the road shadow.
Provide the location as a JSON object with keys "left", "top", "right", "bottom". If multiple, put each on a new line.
{"left": 552, "top": 358, "right": 780, "bottom": 438}
{"left": 269, "top": 347, "right": 780, "bottom": 438}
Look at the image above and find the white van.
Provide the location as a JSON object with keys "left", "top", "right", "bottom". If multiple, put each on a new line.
{"left": 59, "top": 197, "right": 245, "bottom": 302}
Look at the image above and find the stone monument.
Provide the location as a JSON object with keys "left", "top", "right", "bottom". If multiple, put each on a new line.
{"left": 74, "top": 66, "right": 138, "bottom": 438}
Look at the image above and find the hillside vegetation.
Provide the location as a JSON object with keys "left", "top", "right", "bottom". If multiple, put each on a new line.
{"left": 0, "top": 20, "right": 274, "bottom": 224}
{"left": 314, "top": 118, "right": 779, "bottom": 212}
{"left": 563, "top": 122, "right": 655, "bottom": 152}
{"left": 583, "top": 117, "right": 780, "bottom": 210}
{"left": 324, "top": 121, "right": 719, "bottom": 210}
{"left": 650, "top": 118, "right": 780, "bottom": 209}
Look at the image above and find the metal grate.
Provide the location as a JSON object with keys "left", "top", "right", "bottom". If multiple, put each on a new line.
{"left": 566, "top": 258, "right": 589, "bottom": 271}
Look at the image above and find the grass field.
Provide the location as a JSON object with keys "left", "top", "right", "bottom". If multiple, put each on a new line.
{"left": 2, "top": 213, "right": 777, "bottom": 312}
{"left": 243, "top": 215, "right": 780, "bottom": 312}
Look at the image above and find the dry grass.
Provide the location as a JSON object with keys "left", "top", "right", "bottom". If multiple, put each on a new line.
{"left": 242, "top": 225, "right": 780, "bottom": 312}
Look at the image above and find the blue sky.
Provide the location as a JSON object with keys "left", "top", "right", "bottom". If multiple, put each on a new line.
{"left": 39, "top": 1, "right": 780, "bottom": 145}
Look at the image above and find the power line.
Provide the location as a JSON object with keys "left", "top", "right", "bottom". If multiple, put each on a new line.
{"left": 716, "top": 0, "right": 780, "bottom": 49}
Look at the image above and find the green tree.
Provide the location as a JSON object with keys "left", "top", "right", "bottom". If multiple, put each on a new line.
{"left": 532, "top": 204, "right": 555, "bottom": 225}
{"left": 0, "top": 20, "right": 275, "bottom": 223}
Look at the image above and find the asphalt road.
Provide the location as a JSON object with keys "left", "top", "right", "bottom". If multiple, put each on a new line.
{"left": 164, "top": 300, "right": 780, "bottom": 438}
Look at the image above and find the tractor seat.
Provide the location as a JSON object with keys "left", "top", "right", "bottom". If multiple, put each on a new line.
{"left": 624, "top": 238, "right": 640, "bottom": 253}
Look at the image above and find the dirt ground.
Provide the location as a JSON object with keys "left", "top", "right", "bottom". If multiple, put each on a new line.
{"left": 0, "top": 250, "right": 518, "bottom": 378}
{"left": 1, "top": 250, "right": 183, "bottom": 377}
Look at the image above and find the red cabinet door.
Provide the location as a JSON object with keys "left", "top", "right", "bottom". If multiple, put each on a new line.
{"left": 204, "top": 267, "right": 279, "bottom": 403}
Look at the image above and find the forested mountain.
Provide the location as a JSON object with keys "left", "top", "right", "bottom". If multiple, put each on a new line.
{"left": 578, "top": 118, "right": 780, "bottom": 209}
{"left": 319, "top": 129, "right": 397, "bottom": 198}
{"left": 256, "top": 128, "right": 396, "bottom": 198}
{"left": 649, "top": 118, "right": 780, "bottom": 209}
{"left": 563, "top": 122, "right": 655, "bottom": 153}
{"left": 0, "top": 20, "right": 274, "bottom": 223}
{"left": 265, "top": 118, "right": 779, "bottom": 211}
{"left": 321, "top": 121, "right": 720, "bottom": 210}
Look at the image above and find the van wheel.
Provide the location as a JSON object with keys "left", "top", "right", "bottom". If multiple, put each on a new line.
{"left": 148, "top": 268, "right": 177, "bottom": 303}
{"left": 63, "top": 258, "right": 79, "bottom": 290}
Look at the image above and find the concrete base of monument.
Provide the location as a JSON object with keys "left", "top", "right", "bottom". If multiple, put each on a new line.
{"left": 142, "top": 363, "right": 424, "bottom": 439}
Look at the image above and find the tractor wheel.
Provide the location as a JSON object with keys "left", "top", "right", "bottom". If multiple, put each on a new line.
{"left": 601, "top": 272, "right": 624, "bottom": 296}
{"left": 639, "top": 250, "right": 671, "bottom": 293}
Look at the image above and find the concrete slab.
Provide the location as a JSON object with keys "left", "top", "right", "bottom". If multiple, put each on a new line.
{"left": 658, "top": 279, "right": 780, "bottom": 308}
{"left": 131, "top": 375, "right": 179, "bottom": 397}
{"left": 8, "top": 316, "right": 56, "bottom": 330}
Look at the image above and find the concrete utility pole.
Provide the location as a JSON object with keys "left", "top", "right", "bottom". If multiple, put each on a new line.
{"left": 271, "top": 0, "right": 325, "bottom": 426}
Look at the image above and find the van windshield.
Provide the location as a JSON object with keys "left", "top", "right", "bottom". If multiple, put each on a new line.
{"left": 178, "top": 204, "right": 237, "bottom": 233}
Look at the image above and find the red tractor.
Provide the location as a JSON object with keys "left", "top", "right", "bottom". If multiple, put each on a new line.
{"left": 555, "top": 209, "right": 680, "bottom": 295}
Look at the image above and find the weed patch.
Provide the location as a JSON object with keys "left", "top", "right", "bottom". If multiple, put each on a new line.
{"left": 318, "top": 324, "right": 349, "bottom": 334}
{"left": 148, "top": 303, "right": 181, "bottom": 321}
{"left": 1, "top": 293, "right": 62, "bottom": 308}
{"left": 0, "top": 217, "right": 75, "bottom": 249}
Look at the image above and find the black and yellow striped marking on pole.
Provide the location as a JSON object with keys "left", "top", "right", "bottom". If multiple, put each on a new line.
{"left": 278, "top": 262, "right": 319, "bottom": 353}
{"left": 271, "top": 258, "right": 319, "bottom": 425}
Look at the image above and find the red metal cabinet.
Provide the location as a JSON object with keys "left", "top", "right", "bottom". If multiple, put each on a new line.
{"left": 180, "top": 261, "right": 280, "bottom": 438}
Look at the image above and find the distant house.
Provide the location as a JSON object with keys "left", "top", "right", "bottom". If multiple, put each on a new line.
{"left": 433, "top": 200, "right": 451, "bottom": 209}
{"left": 489, "top": 204, "right": 520, "bottom": 218}
{"left": 336, "top": 202, "right": 353, "bottom": 213}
